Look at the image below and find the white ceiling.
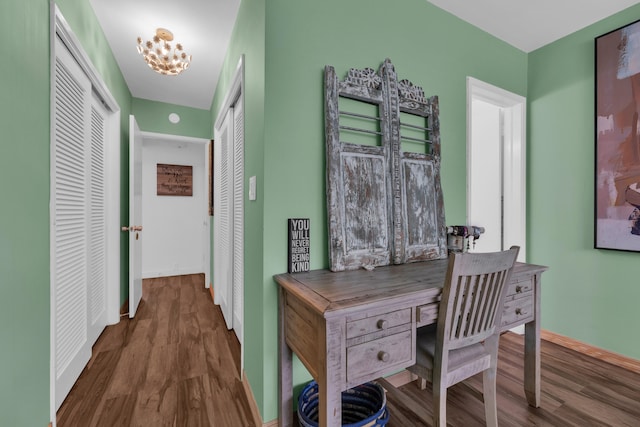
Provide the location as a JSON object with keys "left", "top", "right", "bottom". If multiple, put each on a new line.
{"left": 428, "top": 0, "right": 639, "bottom": 53}
{"left": 89, "top": 0, "right": 241, "bottom": 110}
{"left": 90, "top": 0, "right": 638, "bottom": 110}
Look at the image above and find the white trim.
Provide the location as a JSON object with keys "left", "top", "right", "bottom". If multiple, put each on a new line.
{"left": 466, "top": 77, "right": 527, "bottom": 261}
{"left": 215, "top": 55, "right": 245, "bottom": 130}
{"left": 49, "top": 5, "right": 57, "bottom": 423}
{"left": 141, "top": 131, "right": 209, "bottom": 146}
{"left": 54, "top": 6, "right": 118, "bottom": 112}
{"left": 138, "top": 131, "right": 211, "bottom": 287}
{"left": 105, "top": 103, "right": 121, "bottom": 326}
{"left": 466, "top": 76, "right": 525, "bottom": 108}
{"left": 204, "top": 141, "right": 211, "bottom": 289}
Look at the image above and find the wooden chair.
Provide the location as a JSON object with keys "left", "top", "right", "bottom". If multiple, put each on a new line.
{"left": 408, "top": 246, "right": 520, "bottom": 427}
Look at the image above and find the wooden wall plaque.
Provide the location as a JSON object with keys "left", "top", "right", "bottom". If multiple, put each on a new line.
{"left": 157, "top": 164, "right": 193, "bottom": 196}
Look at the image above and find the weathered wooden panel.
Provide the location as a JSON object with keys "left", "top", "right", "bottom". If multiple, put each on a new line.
{"left": 399, "top": 92, "right": 446, "bottom": 263}
{"left": 402, "top": 157, "right": 447, "bottom": 261}
{"left": 325, "top": 59, "right": 446, "bottom": 271}
{"left": 284, "top": 293, "right": 320, "bottom": 378}
{"left": 342, "top": 154, "right": 389, "bottom": 253}
{"left": 326, "top": 63, "right": 393, "bottom": 272}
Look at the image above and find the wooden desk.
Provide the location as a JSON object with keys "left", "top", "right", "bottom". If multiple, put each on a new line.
{"left": 275, "top": 260, "right": 547, "bottom": 427}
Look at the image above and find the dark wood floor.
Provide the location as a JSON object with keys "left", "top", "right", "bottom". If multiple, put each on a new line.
{"left": 57, "top": 274, "right": 255, "bottom": 427}
{"left": 384, "top": 332, "right": 640, "bottom": 426}
{"left": 58, "top": 274, "right": 640, "bottom": 426}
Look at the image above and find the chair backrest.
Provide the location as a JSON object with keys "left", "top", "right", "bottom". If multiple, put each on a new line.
{"left": 438, "top": 246, "right": 519, "bottom": 351}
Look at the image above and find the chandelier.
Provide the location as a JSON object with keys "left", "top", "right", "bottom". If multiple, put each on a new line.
{"left": 136, "top": 28, "right": 192, "bottom": 76}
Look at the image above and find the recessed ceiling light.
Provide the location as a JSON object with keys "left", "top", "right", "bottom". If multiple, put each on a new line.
{"left": 168, "top": 113, "right": 180, "bottom": 124}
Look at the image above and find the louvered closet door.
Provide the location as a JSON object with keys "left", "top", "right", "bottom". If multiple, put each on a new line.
{"left": 232, "top": 98, "right": 244, "bottom": 342}
{"left": 87, "top": 93, "right": 108, "bottom": 344}
{"left": 52, "top": 36, "right": 109, "bottom": 410}
{"left": 215, "top": 109, "right": 233, "bottom": 330}
{"left": 53, "top": 36, "right": 91, "bottom": 409}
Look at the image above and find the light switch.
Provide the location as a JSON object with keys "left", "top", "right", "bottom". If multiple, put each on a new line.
{"left": 249, "top": 176, "right": 256, "bottom": 201}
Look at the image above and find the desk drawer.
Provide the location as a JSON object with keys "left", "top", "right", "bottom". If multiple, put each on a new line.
{"left": 506, "top": 278, "right": 533, "bottom": 297}
{"left": 346, "top": 308, "right": 411, "bottom": 339}
{"left": 501, "top": 294, "right": 534, "bottom": 327}
{"left": 346, "top": 330, "right": 413, "bottom": 381}
{"left": 416, "top": 303, "right": 438, "bottom": 327}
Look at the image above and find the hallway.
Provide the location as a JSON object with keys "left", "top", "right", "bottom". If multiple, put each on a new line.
{"left": 57, "top": 274, "right": 255, "bottom": 426}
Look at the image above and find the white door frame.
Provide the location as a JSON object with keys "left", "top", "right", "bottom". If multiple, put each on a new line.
{"left": 139, "top": 131, "right": 211, "bottom": 285}
{"left": 214, "top": 54, "right": 245, "bottom": 374}
{"left": 466, "top": 77, "right": 527, "bottom": 261}
{"left": 128, "top": 116, "right": 144, "bottom": 318}
{"left": 50, "top": 5, "right": 120, "bottom": 424}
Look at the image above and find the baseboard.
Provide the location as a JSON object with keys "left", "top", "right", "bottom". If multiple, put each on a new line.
{"left": 119, "top": 298, "right": 129, "bottom": 317}
{"left": 208, "top": 283, "right": 214, "bottom": 302}
{"left": 541, "top": 329, "right": 640, "bottom": 375}
{"left": 241, "top": 370, "right": 270, "bottom": 427}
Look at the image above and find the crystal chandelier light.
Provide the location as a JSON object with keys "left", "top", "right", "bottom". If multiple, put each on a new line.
{"left": 136, "top": 28, "right": 192, "bottom": 76}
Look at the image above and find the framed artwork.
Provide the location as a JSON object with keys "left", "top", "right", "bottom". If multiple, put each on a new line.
{"left": 157, "top": 164, "right": 193, "bottom": 196}
{"left": 595, "top": 19, "right": 640, "bottom": 251}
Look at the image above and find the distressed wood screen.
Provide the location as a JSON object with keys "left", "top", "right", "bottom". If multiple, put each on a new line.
{"left": 325, "top": 59, "right": 447, "bottom": 271}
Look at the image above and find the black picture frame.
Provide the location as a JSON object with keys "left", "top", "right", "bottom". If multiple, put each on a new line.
{"left": 595, "top": 18, "right": 640, "bottom": 251}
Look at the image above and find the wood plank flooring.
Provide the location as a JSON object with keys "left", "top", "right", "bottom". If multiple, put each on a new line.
{"left": 58, "top": 274, "right": 640, "bottom": 426}
{"left": 57, "top": 274, "right": 255, "bottom": 427}
{"left": 383, "top": 332, "right": 640, "bottom": 426}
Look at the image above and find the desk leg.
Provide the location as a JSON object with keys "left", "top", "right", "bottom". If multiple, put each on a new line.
{"left": 524, "top": 273, "right": 541, "bottom": 407}
{"left": 318, "top": 318, "right": 343, "bottom": 427}
{"left": 279, "top": 288, "right": 293, "bottom": 427}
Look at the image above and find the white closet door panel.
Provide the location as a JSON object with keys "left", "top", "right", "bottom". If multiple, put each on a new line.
{"left": 232, "top": 99, "right": 244, "bottom": 342}
{"left": 216, "top": 110, "right": 233, "bottom": 330}
{"left": 88, "top": 99, "right": 107, "bottom": 344}
{"left": 53, "top": 37, "right": 91, "bottom": 409}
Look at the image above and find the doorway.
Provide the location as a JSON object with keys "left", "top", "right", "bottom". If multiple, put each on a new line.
{"left": 140, "top": 132, "right": 211, "bottom": 283}
{"left": 466, "top": 77, "right": 527, "bottom": 261}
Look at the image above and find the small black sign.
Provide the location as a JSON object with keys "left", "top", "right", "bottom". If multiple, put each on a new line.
{"left": 288, "top": 218, "right": 310, "bottom": 273}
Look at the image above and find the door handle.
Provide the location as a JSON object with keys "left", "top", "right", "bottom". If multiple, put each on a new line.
{"left": 121, "top": 226, "right": 143, "bottom": 232}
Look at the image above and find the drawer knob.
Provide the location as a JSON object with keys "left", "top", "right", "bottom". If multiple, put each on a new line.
{"left": 516, "top": 308, "right": 526, "bottom": 316}
{"left": 515, "top": 285, "right": 523, "bottom": 293}
{"left": 377, "top": 351, "right": 390, "bottom": 362}
{"left": 377, "top": 319, "right": 388, "bottom": 330}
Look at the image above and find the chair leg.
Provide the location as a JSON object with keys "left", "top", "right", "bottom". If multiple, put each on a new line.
{"left": 433, "top": 382, "right": 447, "bottom": 427}
{"left": 483, "top": 366, "right": 499, "bottom": 427}
{"left": 418, "top": 377, "right": 427, "bottom": 390}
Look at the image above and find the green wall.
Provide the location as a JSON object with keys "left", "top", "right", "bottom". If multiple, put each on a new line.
{"left": 528, "top": 4, "right": 640, "bottom": 359}
{"left": 3, "top": 0, "right": 639, "bottom": 424}
{"left": 132, "top": 98, "right": 212, "bottom": 138}
{"left": 0, "top": 1, "right": 51, "bottom": 425}
{"left": 0, "top": 0, "right": 131, "bottom": 424}
{"left": 257, "top": 0, "right": 528, "bottom": 421}
{"left": 209, "top": 0, "right": 267, "bottom": 418}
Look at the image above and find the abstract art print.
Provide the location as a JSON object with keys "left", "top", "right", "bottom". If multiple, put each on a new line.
{"left": 595, "top": 19, "right": 640, "bottom": 251}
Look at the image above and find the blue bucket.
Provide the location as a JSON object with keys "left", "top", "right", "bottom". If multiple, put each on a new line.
{"left": 297, "top": 381, "right": 389, "bottom": 427}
